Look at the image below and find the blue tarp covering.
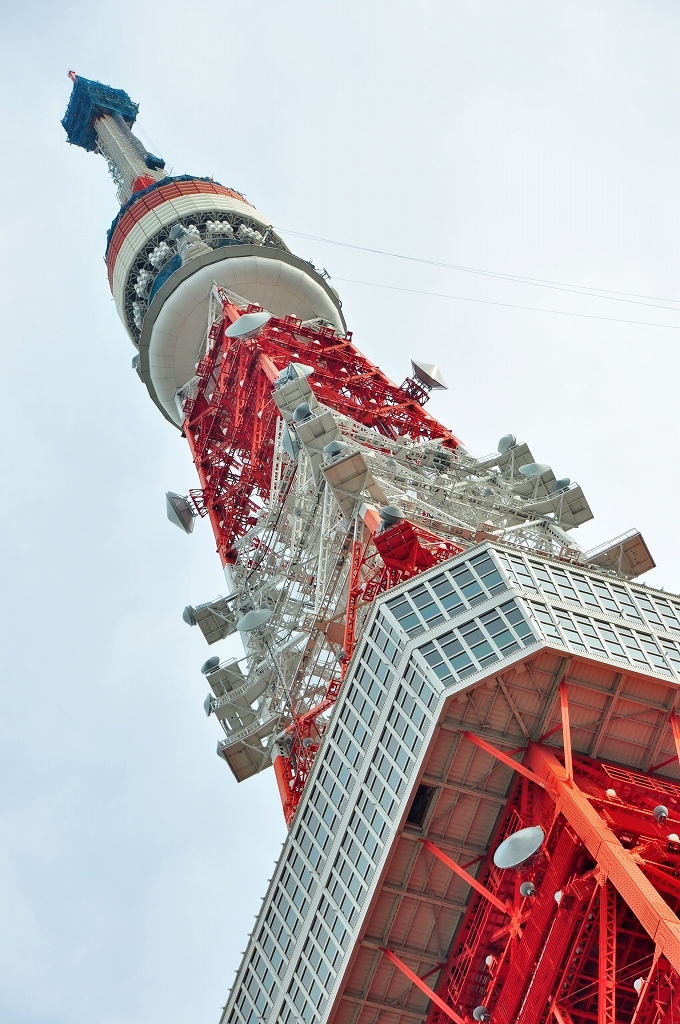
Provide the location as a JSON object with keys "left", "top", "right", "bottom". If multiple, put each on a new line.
{"left": 61, "top": 75, "right": 138, "bottom": 152}
{"left": 148, "top": 254, "right": 182, "bottom": 303}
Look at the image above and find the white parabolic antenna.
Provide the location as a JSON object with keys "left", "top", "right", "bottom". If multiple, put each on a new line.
{"left": 225, "top": 310, "right": 272, "bottom": 340}
{"left": 498, "top": 433, "right": 516, "bottom": 453}
{"left": 519, "top": 463, "right": 551, "bottom": 479}
{"left": 166, "top": 491, "right": 195, "bottom": 534}
{"left": 237, "top": 607, "right": 272, "bottom": 632}
{"left": 411, "top": 360, "right": 447, "bottom": 390}
{"left": 493, "top": 826, "right": 545, "bottom": 869}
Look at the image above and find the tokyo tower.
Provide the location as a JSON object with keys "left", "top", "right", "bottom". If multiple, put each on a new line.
{"left": 64, "top": 72, "right": 680, "bottom": 1024}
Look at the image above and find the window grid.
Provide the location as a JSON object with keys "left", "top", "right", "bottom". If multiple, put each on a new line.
{"left": 384, "top": 551, "right": 508, "bottom": 638}
{"left": 276, "top": 642, "right": 435, "bottom": 1024}
{"left": 496, "top": 550, "right": 680, "bottom": 636}
{"left": 418, "top": 599, "right": 536, "bottom": 684}
{"left": 528, "top": 600, "right": 680, "bottom": 677}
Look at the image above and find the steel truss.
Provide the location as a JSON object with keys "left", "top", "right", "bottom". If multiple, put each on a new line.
{"left": 181, "top": 292, "right": 627, "bottom": 823}
{"left": 408, "top": 739, "right": 680, "bottom": 1024}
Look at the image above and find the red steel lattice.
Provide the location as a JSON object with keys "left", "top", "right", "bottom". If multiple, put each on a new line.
{"left": 424, "top": 749, "right": 680, "bottom": 1024}
{"left": 183, "top": 297, "right": 462, "bottom": 823}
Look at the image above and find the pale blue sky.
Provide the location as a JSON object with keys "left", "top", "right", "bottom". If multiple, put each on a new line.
{"left": 0, "top": 2, "right": 679, "bottom": 1022}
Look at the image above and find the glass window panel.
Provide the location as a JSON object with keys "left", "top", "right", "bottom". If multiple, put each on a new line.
{"left": 591, "top": 580, "right": 619, "bottom": 614}
{"left": 531, "top": 563, "right": 559, "bottom": 598}
{"left": 530, "top": 603, "right": 562, "bottom": 641}
{"left": 469, "top": 554, "right": 507, "bottom": 593}
{"left": 495, "top": 552, "right": 517, "bottom": 583}
{"left": 634, "top": 593, "right": 664, "bottom": 628}
{"left": 653, "top": 598, "right": 680, "bottom": 633}
{"left": 386, "top": 596, "right": 424, "bottom": 636}
{"left": 572, "top": 575, "right": 599, "bottom": 607}
{"left": 507, "top": 556, "right": 537, "bottom": 591}
{"left": 554, "top": 609, "right": 587, "bottom": 651}
{"left": 474, "top": 641, "right": 498, "bottom": 665}
{"left": 617, "top": 626, "right": 648, "bottom": 664}
{"left": 440, "top": 635, "right": 465, "bottom": 658}
{"left": 461, "top": 624, "right": 485, "bottom": 647}
{"left": 452, "top": 566, "right": 486, "bottom": 603}
{"left": 430, "top": 574, "right": 465, "bottom": 614}
{"left": 574, "top": 615, "right": 606, "bottom": 654}
{"left": 611, "top": 586, "right": 644, "bottom": 622}
{"left": 638, "top": 634, "right": 669, "bottom": 672}
{"left": 659, "top": 638, "right": 680, "bottom": 673}
{"left": 479, "top": 610, "right": 505, "bottom": 635}
{"left": 551, "top": 568, "right": 579, "bottom": 603}
{"left": 500, "top": 600, "right": 535, "bottom": 642}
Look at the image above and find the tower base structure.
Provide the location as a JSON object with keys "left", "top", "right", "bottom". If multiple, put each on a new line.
{"left": 221, "top": 545, "right": 680, "bottom": 1024}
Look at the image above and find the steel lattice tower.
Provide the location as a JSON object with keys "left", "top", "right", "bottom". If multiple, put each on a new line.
{"left": 64, "top": 73, "right": 680, "bottom": 1024}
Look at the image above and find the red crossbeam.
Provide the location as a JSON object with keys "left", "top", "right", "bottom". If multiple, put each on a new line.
{"left": 419, "top": 839, "right": 510, "bottom": 914}
{"left": 526, "top": 743, "right": 680, "bottom": 976}
{"left": 462, "top": 731, "right": 547, "bottom": 789}
{"left": 380, "top": 948, "right": 466, "bottom": 1024}
{"left": 559, "top": 680, "right": 573, "bottom": 784}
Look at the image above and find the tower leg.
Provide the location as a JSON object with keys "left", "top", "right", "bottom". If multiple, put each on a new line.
{"left": 598, "top": 878, "right": 616, "bottom": 1024}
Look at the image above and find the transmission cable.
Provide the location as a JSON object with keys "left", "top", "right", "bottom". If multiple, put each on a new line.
{"left": 332, "top": 276, "right": 680, "bottom": 330}
{"left": 280, "top": 228, "right": 680, "bottom": 310}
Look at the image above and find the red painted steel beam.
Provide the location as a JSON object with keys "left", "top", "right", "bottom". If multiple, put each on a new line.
{"left": 379, "top": 948, "right": 466, "bottom": 1024}
{"left": 490, "top": 827, "right": 580, "bottom": 1024}
{"left": 671, "top": 708, "right": 680, "bottom": 765}
{"left": 462, "top": 731, "right": 547, "bottom": 790}
{"left": 598, "top": 878, "right": 616, "bottom": 1024}
{"left": 419, "top": 839, "right": 510, "bottom": 915}
{"left": 515, "top": 880, "right": 594, "bottom": 1024}
{"left": 526, "top": 742, "right": 680, "bottom": 976}
{"left": 559, "top": 680, "right": 573, "bottom": 784}
{"left": 650, "top": 708, "right": 680, "bottom": 773}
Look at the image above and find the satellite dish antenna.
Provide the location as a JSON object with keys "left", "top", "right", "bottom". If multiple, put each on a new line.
{"left": 203, "top": 694, "right": 213, "bottom": 717}
{"left": 493, "top": 826, "right": 544, "bottom": 869}
{"left": 183, "top": 605, "right": 197, "bottom": 626}
{"left": 237, "top": 607, "right": 272, "bottom": 633}
{"left": 166, "top": 492, "right": 196, "bottom": 534}
{"left": 654, "top": 805, "right": 669, "bottom": 823}
{"left": 281, "top": 425, "right": 300, "bottom": 460}
{"left": 201, "top": 656, "right": 220, "bottom": 675}
{"left": 410, "top": 360, "right": 447, "bottom": 390}
{"left": 519, "top": 463, "right": 551, "bottom": 479}
{"left": 472, "top": 1008, "right": 491, "bottom": 1022}
{"left": 225, "top": 310, "right": 271, "bottom": 340}
{"left": 379, "top": 504, "right": 406, "bottom": 525}
{"left": 498, "top": 434, "right": 516, "bottom": 453}
{"left": 293, "top": 402, "right": 312, "bottom": 422}
{"left": 290, "top": 362, "right": 314, "bottom": 379}
{"left": 551, "top": 477, "right": 571, "bottom": 493}
{"left": 323, "top": 440, "right": 348, "bottom": 458}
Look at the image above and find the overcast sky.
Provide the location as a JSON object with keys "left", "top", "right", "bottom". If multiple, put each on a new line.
{"left": 1, "top": 2, "right": 679, "bottom": 1023}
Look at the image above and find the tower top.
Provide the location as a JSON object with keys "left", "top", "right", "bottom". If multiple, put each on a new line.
{"left": 61, "top": 73, "right": 139, "bottom": 152}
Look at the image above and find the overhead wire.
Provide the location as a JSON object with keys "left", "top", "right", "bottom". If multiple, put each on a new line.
{"left": 331, "top": 276, "right": 680, "bottom": 330}
{"left": 280, "top": 228, "right": 680, "bottom": 310}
